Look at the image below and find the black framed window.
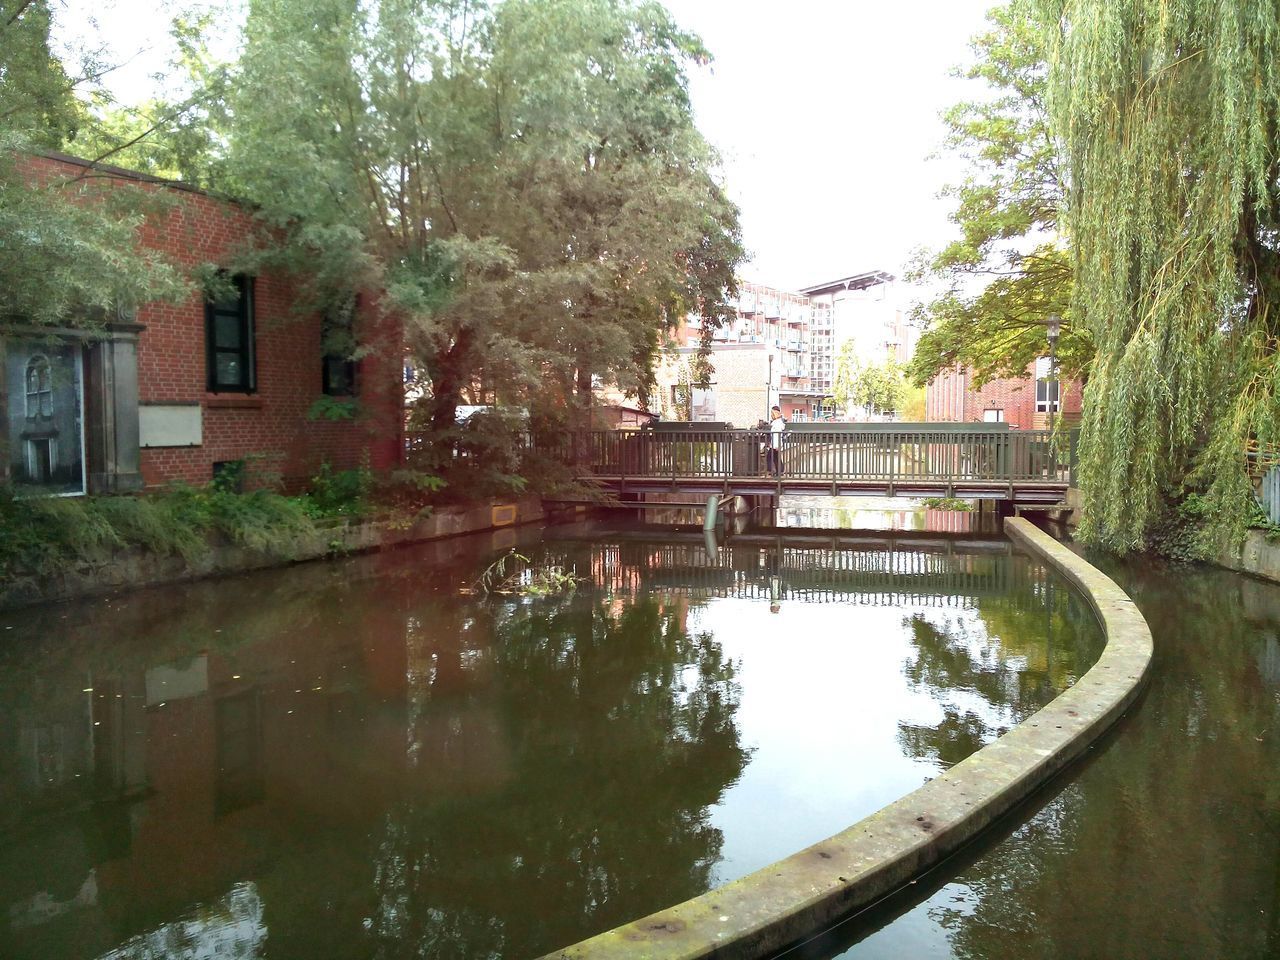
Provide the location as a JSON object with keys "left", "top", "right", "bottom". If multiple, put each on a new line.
{"left": 321, "top": 298, "right": 358, "bottom": 397}
{"left": 206, "top": 274, "right": 255, "bottom": 393}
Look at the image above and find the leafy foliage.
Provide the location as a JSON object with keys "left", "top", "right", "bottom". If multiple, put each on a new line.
{"left": 0, "top": 1, "right": 191, "bottom": 334}
{"left": 833, "top": 345, "right": 913, "bottom": 417}
{"left": 0, "top": 457, "right": 450, "bottom": 580}
{"left": 921, "top": 496, "right": 975, "bottom": 512}
{"left": 908, "top": 0, "right": 1091, "bottom": 390}
{"left": 1042, "top": 0, "right": 1280, "bottom": 551}
{"left": 221, "top": 0, "right": 744, "bottom": 440}
{"left": 0, "top": 485, "right": 307, "bottom": 579}
{"left": 472, "top": 549, "right": 581, "bottom": 597}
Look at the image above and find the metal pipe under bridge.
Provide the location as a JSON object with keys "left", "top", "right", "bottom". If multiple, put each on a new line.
{"left": 537, "top": 423, "right": 1077, "bottom": 505}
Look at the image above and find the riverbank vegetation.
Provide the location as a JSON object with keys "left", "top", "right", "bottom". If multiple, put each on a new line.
{"left": 915, "top": 0, "right": 1280, "bottom": 557}
{"left": 1, "top": 0, "right": 743, "bottom": 508}
{"left": 0, "top": 462, "right": 446, "bottom": 580}
{"left": 1041, "top": 0, "right": 1280, "bottom": 555}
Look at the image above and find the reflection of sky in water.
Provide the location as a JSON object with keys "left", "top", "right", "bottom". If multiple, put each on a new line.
{"left": 694, "top": 600, "right": 1023, "bottom": 883}
{"left": 96, "top": 882, "right": 265, "bottom": 960}
{"left": 0, "top": 531, "right": 1098, "bottom": 960}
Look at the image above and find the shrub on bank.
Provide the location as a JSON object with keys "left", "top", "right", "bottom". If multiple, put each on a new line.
{"left": 0, "top": 462, "right": 447, "bottom": 581}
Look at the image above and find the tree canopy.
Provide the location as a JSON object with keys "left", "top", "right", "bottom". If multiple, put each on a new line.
{"left": 908, "top": 0, "right": 1090, "bottom": 390}
{"left": 221, "top": 0, "right": 743, "bottom": 448}
{"left": 0, "top": 0, "right": 189, "bottom": 332}
{"left": 1042, "top": 0, "right": 1280, "bottom": 551}
{"left": 833, "top": 345, "right": 912, "bottom": 418}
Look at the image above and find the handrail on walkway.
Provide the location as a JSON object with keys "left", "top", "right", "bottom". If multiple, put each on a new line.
{"left": 525, "top": 427, "right": 1078, "bottom": 485}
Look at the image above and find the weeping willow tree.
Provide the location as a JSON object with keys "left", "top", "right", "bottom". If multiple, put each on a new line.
{"left": 1042, "top": 0, "right": 1280, "bottom": 552}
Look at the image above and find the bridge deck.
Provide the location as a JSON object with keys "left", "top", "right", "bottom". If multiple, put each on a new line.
{"left": 537, "top": 427, "right": 1075, "bottom": 504}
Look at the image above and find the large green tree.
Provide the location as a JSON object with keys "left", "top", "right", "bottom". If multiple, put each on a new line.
{"left": 222, "top": 0, "right": 742, "bottom": 449}
{"left": 1042, "top": 0, "right": 1280, "bottom": 551}
{"left": 908, "top": 0, "right": 1090, "bottom": 390}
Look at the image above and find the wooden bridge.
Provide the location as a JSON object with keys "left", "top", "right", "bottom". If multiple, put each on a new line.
{"left": 537, "top": 423, "right": 1076, "bottom": 505}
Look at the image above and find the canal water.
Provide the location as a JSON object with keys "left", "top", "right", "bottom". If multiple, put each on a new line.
{"left": 0, "top": 519, "right": 1100, "bottom": 960}
{"left": 797, "top": 551, "right": 1280, "bottom": 960}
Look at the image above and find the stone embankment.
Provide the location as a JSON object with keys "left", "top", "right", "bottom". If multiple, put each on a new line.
{"left": 0, "top": 496, "right": 547, "bottom": 611}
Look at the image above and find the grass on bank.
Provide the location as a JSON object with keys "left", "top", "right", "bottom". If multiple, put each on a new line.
{"left": 0, "top": 462, "right": 446, "bottom": 581}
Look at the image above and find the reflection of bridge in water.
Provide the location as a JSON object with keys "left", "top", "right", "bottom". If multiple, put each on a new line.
{"left": 549, "top": 529, "right": 1056, "bottom": 609}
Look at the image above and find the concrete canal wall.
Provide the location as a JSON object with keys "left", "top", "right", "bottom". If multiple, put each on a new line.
{"left": 1219, "top": 529, "right": 1280, "bottom": 585}
{"left": 539, "top": 517, "right": 1154, "bottom": 960}
{"left": 0, "top": 496, "right": 547, "bottom": 611}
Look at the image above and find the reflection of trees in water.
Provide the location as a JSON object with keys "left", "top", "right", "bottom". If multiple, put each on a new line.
{"left": 845, "top": 558, "right": 1280, "bottom": 960}
{"left": 895, "top": 574, "right": 1103, "bottom": 771}
{"left": 366, "top": 586, "right": 750, "bottom": 960}
{"left": 0, "top": 536, "right": 748, "bottom": 960}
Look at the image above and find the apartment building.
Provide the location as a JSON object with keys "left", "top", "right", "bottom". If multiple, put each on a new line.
{"left": 658, "top": 281, "right": 826, "bottom": 425}
{"left": 801, "top": 271, "right": 917, "bottom": 390}
{"left": 651, "top": 273, "right": 914, "bottom": 425}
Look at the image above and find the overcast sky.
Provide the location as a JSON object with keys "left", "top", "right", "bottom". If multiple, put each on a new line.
{"left": 71, "top": 0, "right": 998, "bottom": 295}
{"left": 659, "top": 0, "right": 997, "bottom": 290}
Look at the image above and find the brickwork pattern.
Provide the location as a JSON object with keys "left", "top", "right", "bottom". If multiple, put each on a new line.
{"left": 926, "top": 363, "right": 1083, "bottom": 430}
{"left": 22, "top": 154, "right": 403, "bottom": 489}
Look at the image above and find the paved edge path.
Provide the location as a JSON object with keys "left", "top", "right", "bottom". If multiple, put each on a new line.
{"left": 538, "top": 517, "right": 1154, "bottom": 960}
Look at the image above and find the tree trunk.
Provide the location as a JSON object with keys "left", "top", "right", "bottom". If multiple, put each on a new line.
{"left": 576, "top": 361, "right": 592, "bottom": 427}
{"left": 427, "top": 330, "right": 476, "bottom": 435}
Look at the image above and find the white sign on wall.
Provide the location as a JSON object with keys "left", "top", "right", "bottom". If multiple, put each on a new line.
{"left": 140, "top": 404, "right": 203, "bottom": 448}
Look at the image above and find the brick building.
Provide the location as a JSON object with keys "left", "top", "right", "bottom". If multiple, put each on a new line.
{"left": 925, "top": 360, "right": 1083, "bottom": 429}
{"left": 1, "top": 153, "right": 403, "bottom": 495}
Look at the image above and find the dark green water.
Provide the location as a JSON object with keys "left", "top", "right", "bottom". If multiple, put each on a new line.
{"left": 801, "top": 553, "right": 1280, "bottom": 960}
{"left": 0, "top": 524, "right": 1101, "bottom": 959}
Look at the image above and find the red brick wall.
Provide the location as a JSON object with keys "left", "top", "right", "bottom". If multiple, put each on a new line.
{"left": 926, "top": 367, "right": 968, "bottom": 421}
{"left": 23, "top": 154, "right": 403, "bottom": 489}
{"left": 925, "top": 362, "right": 1083, "bottom": 429}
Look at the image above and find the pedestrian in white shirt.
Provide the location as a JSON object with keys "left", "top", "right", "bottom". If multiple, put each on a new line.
{"left": 767, "top": 405, "right": 785, "bottom": 477}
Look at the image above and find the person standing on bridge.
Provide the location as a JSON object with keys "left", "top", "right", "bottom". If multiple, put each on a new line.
{"left": 767, "top": 405, "right": 785, "bottom": 478}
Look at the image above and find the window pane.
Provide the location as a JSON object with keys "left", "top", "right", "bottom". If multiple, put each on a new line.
{"left": 324, "top": 356, "right": 354, "bottom": 395}
{"left": 215, "top": 313, "right": 242, "bottom": 349}
{"left": 216, "top": 353, "right": 242, "bottom": 386}
{"left": 213, "top": 278, "right": 243, "bottom": 312}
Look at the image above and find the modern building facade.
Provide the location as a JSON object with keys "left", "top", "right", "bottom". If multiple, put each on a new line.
{"left": 1, "top": 152, "right": 404, "bottom": 495}
{"left": 650, "top": 272, "right": 912, "bottom": 426}
{"left": 801, "top": 271, "right": 916, "bottom": 398}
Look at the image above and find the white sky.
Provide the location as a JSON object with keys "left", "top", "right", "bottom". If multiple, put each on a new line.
{"left": 66, "top": 0, "right": 997, "bottom": 296}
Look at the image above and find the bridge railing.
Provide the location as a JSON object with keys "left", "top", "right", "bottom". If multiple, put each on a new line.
{"left": 534, "top": 427, "right": 1077, "bottom": 485}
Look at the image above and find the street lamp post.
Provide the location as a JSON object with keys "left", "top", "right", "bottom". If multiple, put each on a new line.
{"left": 1045, "top": 314, "right": 1061, "bottom": 435}
{"left": 1046, "top": 314, "right": 1061, "bottom": 480}
{"left": 766, "top": 352, "right": 774, "bottom": 423}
